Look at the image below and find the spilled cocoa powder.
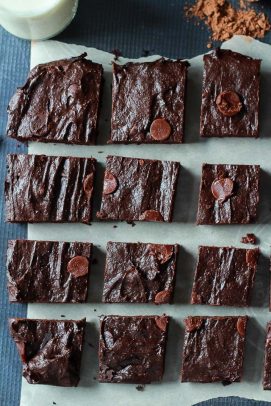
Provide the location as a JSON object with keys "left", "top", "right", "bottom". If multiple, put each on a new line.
{"left": 185, "top": 0, "right": 270, "bottom": 46}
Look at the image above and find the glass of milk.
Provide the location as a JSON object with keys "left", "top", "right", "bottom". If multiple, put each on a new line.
{"left": 0, "top": 0, "right": 78, "bottom": 40}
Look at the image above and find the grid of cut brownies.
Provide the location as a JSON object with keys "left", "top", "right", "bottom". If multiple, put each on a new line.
{"left": 7, "top": 240, "right": 92, "bottom": 303}
{"left": 181, "top": 316, "right": 247, "bottom": 383}
{"left": 197, "top": 163, "right": 260, "bottom": 225}
{"left": 263, "top": 322, "right": 271, "bottom": 390}
{"left": 5, "top": 154, "right": 96, "bottom": 224}
{"left": 110, "top": 58, "right": 189, "bottom": 144}
{"left": 200, "top": 49, "right": 261, "bottom": 138}
{"left": 98, "top": 315, "right": 169, "bottom": 384}
{"left": 191, "top": 246, "right": 259, "bottom": 307}
{"left": 9, "top": 318, "right": 86, "bottom": 387}
{"left": 6, "top": 53, "right": 103, "bottom": 145}
{"left": 102, "top": 242, "right": 178, "bottom": 304}
{"left": 97, "top": 155, "right": 180, "bottom": 222}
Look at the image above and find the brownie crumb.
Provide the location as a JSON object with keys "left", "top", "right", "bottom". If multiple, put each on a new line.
{"left": 185, "top": 0, "right": 270, "bottom": 45}
{"left": 127, "top": 221, "right": 136, "bottom": 227}
{"left": 60, "top": 315, "right": 65, "bottom": 318}
{"left": 93, "top": 376, "right": 97, "bottom": 380}
{"left": 241, "top": 233, "right": 257, "bottom": 244}
{"left": 94, "top": 309, "right": 97, "bottom": 312}
{"left": 88, "top": 342, "right": 94, "bottom": 348}
{"left": 98, "top": 151, "right": 104, "bottom": 154}
{"left": 222, "top": 380, "right": 232, "bottom": 386}
{"left": 136, "top": 384, "right": 145, "bottom": 391}
{"left": 53, "top": 402, "right": 56, "bottom": 405}
{"left": 111, "top": 48, "right": 122, "bottom": 61}
{"left": 113, "top": 225, "right": 118, "bottom": 228}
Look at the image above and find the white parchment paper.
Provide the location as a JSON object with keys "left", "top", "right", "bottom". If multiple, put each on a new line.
{"left": 20, "top": 35, "right": 271, "bottom": 405}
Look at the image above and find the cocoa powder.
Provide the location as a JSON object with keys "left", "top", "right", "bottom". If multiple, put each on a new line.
{"left": 185, "top": 0, "right": 270, "bottom": 45}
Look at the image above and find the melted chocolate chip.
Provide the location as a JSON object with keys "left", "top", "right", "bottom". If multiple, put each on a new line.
{"left": 155, "top": 316, "right": 168, "bottom": 332}
{"left": 67, "top": 256, "right": 89, "bottom": 277}
{"left": 103, "top": 171, "right": 118, "bottom": 195}
{"left": 150, "top": 118, "right": 171, "bottom": 141}
{"left": 154, "top": 290, "right": 171, "bottom": 304}
{"left": 236, "top": 318, "right": 246, "bottom": 337}
{"left": 139, "top": 210, "right": 164, "bottom": 222}
{"left": 216, "top": 90, "right": 243, "bottom": 117}
{"left": 185, "top": 317, "right": 203, "bottom": 332}
{"left": 211, "top": 177, "right": 234, "bottom": 203}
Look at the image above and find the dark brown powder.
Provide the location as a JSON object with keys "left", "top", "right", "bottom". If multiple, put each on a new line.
{"left": 185, "top": 0, "right": 270, "bottom": 44}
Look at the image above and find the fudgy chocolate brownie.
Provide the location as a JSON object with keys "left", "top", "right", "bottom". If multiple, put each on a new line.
{"left": 197, "top": 163, "right": 260, "bottom": 225}
{"left": 191, "top": 246, "right": 259, "bottom": 307}
{"left": 200, "top": 49, "right": 261, "bottom": 138}
{"left": 97, "top": 155, "right": 180, "bottom": 222}
{"left": 6, "top": 53, "right": 103, "bottom": 145}
{"left": 102, "top": 242, "right": 178, "bottom": 303}
{"left": 181, "top": 316, "right": 247, "bottom": 383}
{"left": 7, "top": 240, "right": 92, "bottom": 303}
{"left": 263, "top": 322, "right": 271, "bottom": 390}
{"left": 5, "top": 154, "right": 96, "bottom": 224}
{"left": 99, "top": 315, "right": 169, "bottom": 383}
{"left": 110, "top": 58, "right": 189, "bottom": 143}
{"left": 9, "top": 318, "right": 86, "bottom": 386}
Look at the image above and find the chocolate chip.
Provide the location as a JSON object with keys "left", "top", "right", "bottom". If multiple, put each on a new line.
{"left": 241, "top": 233, "right": 257, "bottom": 245}
{"left": 185, "top": 317, "right": 203, "bottom": 332}
{"left": 83, "top": 173, "right": 94, "bottom": 198}
{"left": 216, "top": 90, "right": 242, "bottom": 117}
{"left": 154, "top": 290, "right": 171, "bottom": 304}
{"left": 150, "top": 118, "right": 171, "bottom": 141}
{"left": 155, "top": 316, "right": 168, "bottom": 332}
{"left": 67, "top": 256, "right": 89, "bottom": 277}
{"left": 139, "top": 210, "right": 164, "bottom": 222}
{"left": 103, "top": 171, "right": 118, "bottom": 195}
{"left": 148, "top": 244, "right": 173, "bottom": 263}
{"left": 245, "top": 249, "right": 258, "bottom": 267}
{"left": 211, "top": 177, "right": 234, "bottom": 203}
{"left": 136, "top": 384, "right": 145, "bottom": 391}
{"left": 236, "top": 317, "right": 246, "bottom": 337}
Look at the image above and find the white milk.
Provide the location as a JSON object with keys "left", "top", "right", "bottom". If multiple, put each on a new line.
{"left": 0, "top": 0, "right": 78, "bottom": 40}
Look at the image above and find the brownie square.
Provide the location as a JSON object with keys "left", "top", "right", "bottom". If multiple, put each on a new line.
{"left": 97, "top": 155, "right": 180, "bottom": 222}
{"left": 7, "top": 240, "right": 92, "bottom": 303}
{"left": 263, "top": 322, "right": 271, "bottom": 389}
{"left": 99, "top": 315, "right": 169, "bottom": 383}
{"left": 191, "top": 246, "right": 259, "bottom": 307}
{"left": 9, "top": 318, "right": 86, "bottom": 386}
{"left": 103, "top": 242, "right": 178, "bottom": 303}
{"left": 5, "top": 154, "right": 96, "bottom": 224}
{"left": 197, "top": 163, "right": 260, "bottom": 225}
{"left": 6, "top": 53, "right": 103, "bottom": 145}
{"left": 181, "top": 316, "right": 247, "bottom": 383}
{"left": 200, "top": 49, "right": 261, "bottom": 138}
{"left": 109, "top": 58, "right": 189, "bottom": 144}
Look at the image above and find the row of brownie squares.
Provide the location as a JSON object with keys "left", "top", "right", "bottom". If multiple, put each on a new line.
{"left": 6, "top": 49, "right": 261, "bottom": 145}
{"left": 5, "top": 154, "right": 260, "bottom": 225}
{"left": 7, "top": 240, "right": 260, "bottom": 307}
{"left": 9, "top": 315, "right": 271, "bottom": 389}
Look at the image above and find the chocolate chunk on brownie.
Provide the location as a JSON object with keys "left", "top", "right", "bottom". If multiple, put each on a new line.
{"left": 9, "top": 318, "right": 86, "bottom": 386}
{"left": 200, "top": 49, "right": 261, "bottom": 138}
{"left": 110, "top": 58, "right": 189, "bottom": 143}
{"left": 197, "top": 163, "right": 260, "bottom": 225}
{"left": 102, "top": 242, "right": 178, "bottom": 303}
{"left": 97, "top": 155, "right": 180, "bottom": 222}
{"left": 181, "top": 316, "right": 247, "bottom": 383}
{"left": 7, "top": 53, "right": 103, "bottom": 145}
{"left": 5, "top": 154, "right": 96, "bottom": 223}
{"left": 7, "top": 240, "right": 92, "bottom": 303}
{"left": 191, "top": 246, "right": 259, "bottom": 307}
{"left": 263, "top": 322, "right": 271, "bottom": 389}
{"left": 99, "top": 315, "right": 169, "bottom": 383}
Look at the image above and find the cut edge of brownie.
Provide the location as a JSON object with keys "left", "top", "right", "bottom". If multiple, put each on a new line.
{"left": 180, "top": 315, "right": 248, "bottom": 383}
{"left": 191, "top": 245, "right": 259, "bottom": 307}
{"left": 98, "top": 314, "right": 169, "bottom": 384}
